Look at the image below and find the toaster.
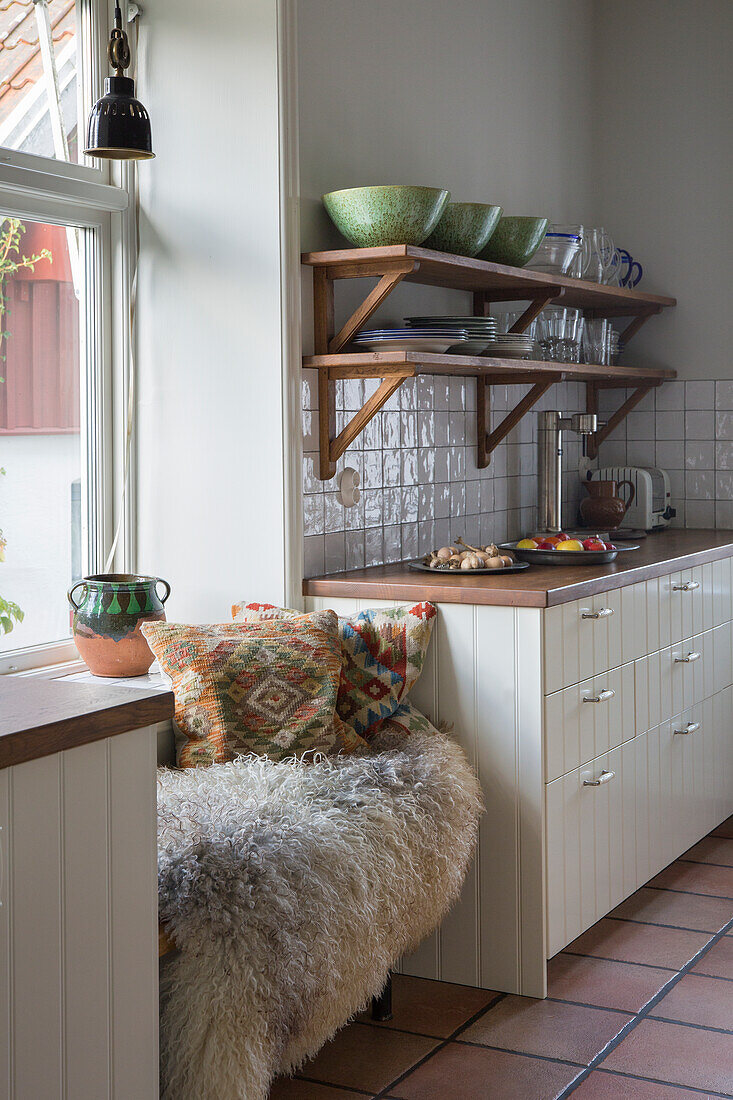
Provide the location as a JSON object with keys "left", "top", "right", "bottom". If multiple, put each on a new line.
{"left": 587, "top": 466, "right": 676, "bottom": 531}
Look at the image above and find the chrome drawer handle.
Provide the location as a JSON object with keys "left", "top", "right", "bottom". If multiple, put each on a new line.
{"left": 581, "top": 607, "right": 614, "bottom": 620}
{"left": 583, "top": 770, "right": 616, "bottom": 787}
{"left": 583, "top": 688, "right": 615, "bottom": 704}
{"left": 675, "top": 651, "right": 701, "bottom": 664}
{"left": 673, "top": 581, "right": 700, "bottom": 592}
{"left": 674, "top": 722, "right": 700, "bottom": 736}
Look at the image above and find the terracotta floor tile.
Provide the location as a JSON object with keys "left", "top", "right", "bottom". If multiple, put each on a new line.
{"left": 389, "top": 1042, "right": 583, "bottom": 1099}
{"left": 565, "top": 918, "right": 712, "bottom": 970}
{"left": 357, "top": 974, "right": 499, "bottom": 1037}
{"left": 297, "top": 1022, "right": 437, "bottom": 1095}
{"left": 682, "top": 836, "right": 733, "bottom": 867}
{"left": 569, "top": 1069, "right": 727, "bottom": 1098}
{"left": 711, "top": 815, "right": 733, "bottom": 839}
{"left": 602, "top": 1018, "right": 733, "bottom": 1093}
{"left": 609, "top": 886, "right": 733, "bottom": 933}
{"left": 269, "top": 1081, "right": 368, "bottom": 1099}
{"left": 649, "top": 861, "right": 733, "bottom": 898}
{"left": 547, "top": 953, "right": 671, "bottom": 1013}
{"left": 459, "top": 995, "right": 630, "bottom": 1065}
{"left": 650, "top": 972, "right": 733, "bottom": 1030}
{"left": 692, "top": 934, "right": 733, "bottom": 979}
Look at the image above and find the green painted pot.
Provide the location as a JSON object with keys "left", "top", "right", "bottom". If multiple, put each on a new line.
{"left": 478, "top": 216, "right": 549, "bottom": 267}
{"left": 423, "top": 202, "right": 503, "bottom": 257}
{"left": 322, "top": 185, "right": 450, "bottom": 247}
{"left": 68, "top": 573, "right": 170, "bottom": 677}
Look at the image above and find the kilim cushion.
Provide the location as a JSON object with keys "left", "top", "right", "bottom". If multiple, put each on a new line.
{"left": 231, "top": 601, "right": 437, "bottom": 740}
{"left": 141, "top": 611, "right": 367, "bottom": 768}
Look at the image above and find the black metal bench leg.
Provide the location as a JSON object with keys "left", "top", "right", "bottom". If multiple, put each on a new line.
{"left": 371, "top": 973, "right": 393, "bottom": 1022}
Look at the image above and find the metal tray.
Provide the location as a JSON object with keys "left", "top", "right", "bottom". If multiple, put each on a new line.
{"left": 409, "top": 559, "right": 530, "bottom": 576}
{"left": 499, "top": 541, "right": 640, "bottom": 566}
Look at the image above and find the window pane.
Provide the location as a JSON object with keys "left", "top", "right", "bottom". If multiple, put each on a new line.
{"left": 0, "top": 215, "right": 85, "bottom": 651}
{"left": 0, "top": 0, "right": 80, "bottom": 163}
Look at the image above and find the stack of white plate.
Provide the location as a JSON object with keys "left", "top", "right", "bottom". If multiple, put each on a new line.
{"left": 489, "top": 331, "right": 541, "bottom": 360}
{"left": 404, "top": 316, "right": 498, "bottom": 355}
{"left": 354, "top": 327, "right": 470, "bottom": 353}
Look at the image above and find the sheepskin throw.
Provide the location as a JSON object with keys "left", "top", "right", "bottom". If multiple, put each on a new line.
{"left": 142, "top": 612, "right": 367, "bottom": 767}
{"left": 231, "top": 600, "right": 438, "bottom": 738}
{"left": 157, "top": 718, "right": 482, "bottom": 1100}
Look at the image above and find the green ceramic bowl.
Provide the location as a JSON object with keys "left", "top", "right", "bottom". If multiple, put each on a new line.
{"left": 422, "top": 202, "right": 504, "bottom": 257}
{"left": 478, "top": 215, "right": 549, "bottom": 267}
{"left": 322, "top": 185, "right": 450, "bottom": 247}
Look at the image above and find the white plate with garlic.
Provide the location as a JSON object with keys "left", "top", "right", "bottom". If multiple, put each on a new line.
{"left": 411, "top": 538, "right": 530, "bottom": 574}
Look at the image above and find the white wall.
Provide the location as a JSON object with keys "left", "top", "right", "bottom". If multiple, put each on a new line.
{"left": 591, "top": 0, "right": 733, "bottom": 380}
{"left": 135, "top": 0, "right": 290, "bottom": 620}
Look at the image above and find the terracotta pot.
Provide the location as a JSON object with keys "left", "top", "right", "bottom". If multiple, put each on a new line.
{"left": 67, "top": 573, "right": 170, "bottom": 677}
{"left": 579, "top": 478, "right": 635, "bottom": 530}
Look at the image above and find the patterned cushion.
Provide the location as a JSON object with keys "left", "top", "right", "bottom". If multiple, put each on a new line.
{"left": 141, "top": 611, "right": 367, "bottom": 768}
{"left": 231, "top": 601, "right": 437, "bottom": 739}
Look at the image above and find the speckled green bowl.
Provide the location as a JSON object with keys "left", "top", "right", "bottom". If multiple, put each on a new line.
{"left": 478, "top": 215, "right": 549, "bottom": 267}
{"left": 322, "top": 185, "right": 450, "bottom": 247}
{"left": 422, "top": 202, "right": 504, "bottom": 258}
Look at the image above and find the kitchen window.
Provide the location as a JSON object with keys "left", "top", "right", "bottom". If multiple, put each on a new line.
{"left": 0, "top": 0, "right": 132, "bottom": 673}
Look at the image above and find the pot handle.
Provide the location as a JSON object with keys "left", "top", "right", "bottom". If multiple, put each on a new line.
{"left": 67, "top": 580, "right": 87, "bottom": 611}
{"left": 154, "top": 578, "right": 171, "bottom": 605}
{"left": 617, "top": 479, "right": 636, "bottom": 513}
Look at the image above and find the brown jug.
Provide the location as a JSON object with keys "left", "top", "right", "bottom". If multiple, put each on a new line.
{"left": 579, "top": 478, "right": 635, "bottom": 530}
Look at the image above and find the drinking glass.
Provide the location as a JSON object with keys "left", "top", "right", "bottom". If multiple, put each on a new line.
{"left": 582, "top": 318, "right": 610, "bottom": 364}
{"left": 585, "top": 227, "right": 616, "bottom": 283}
{"left": 537, "top": 306, "right": 583, "bottom": 362}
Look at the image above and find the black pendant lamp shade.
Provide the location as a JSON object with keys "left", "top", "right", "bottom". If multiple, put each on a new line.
{"left": 84, "top": 5, "right": 154, "bottom": 160}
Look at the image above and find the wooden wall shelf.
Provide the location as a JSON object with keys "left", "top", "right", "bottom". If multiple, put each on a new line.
{"left": 304, "top": 246, "right": 677, "bottom": 478}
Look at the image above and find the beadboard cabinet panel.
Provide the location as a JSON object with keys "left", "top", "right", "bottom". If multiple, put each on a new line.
{"left": 0, "top": 729, "right": 158, "bottom": 1100}
{"left": 307, "top": 594, "right": 547, "bottom": 996}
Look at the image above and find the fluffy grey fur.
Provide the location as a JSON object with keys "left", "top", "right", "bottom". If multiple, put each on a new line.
{"left": 157, "top": 725, "right": 483, "bottom": 1100}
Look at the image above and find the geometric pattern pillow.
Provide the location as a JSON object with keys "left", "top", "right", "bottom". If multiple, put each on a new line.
{"left": 231, "top": 601, "right": 437, "bottom": 740}
{"left": 141, "top": 611, "right": 367, "bottom": 768}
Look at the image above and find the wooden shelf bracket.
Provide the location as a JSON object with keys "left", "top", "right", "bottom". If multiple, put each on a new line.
{"left": 477, "top": 374, "right": 559, "bottom": 468}
{"left": 585, "top": 379, "right": 658, "bottom": 461}
{"left": 319, "top": 369, "right": 410, "bottom": 480}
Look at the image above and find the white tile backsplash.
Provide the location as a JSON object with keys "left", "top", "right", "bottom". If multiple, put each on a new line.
{"left": 302, "top": 373, "right": 732, "bottom": 575}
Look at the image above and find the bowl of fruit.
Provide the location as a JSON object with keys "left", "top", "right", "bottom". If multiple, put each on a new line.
{"left": 411, "top": 537, "right": 531, "bottom": 574}
{"left": 501, "top": 533, "right": 639, "bottom": 565}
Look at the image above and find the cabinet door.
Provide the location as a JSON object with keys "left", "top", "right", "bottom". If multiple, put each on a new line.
{"left": 546, "top": 740, "right": 636, "bottom": 957}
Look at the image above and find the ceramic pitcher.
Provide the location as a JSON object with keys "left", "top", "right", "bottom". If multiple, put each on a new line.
{"left": 67, "top": 573, "right": 170, "bottom": 677}
{"left": 579, "top": 479, "right": 635, "bottom": 530}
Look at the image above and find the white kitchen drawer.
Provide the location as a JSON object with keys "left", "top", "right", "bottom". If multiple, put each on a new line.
{"left": 544, "top": 589, "right": 623, "bottom": 694}
{"left": 546, "top": 740, "right": 637, "bottom": 957}
{"left": 640, "top": 699, "right": 716, "bottom": 872}
{"left": 634, "top": 624, "right": 733, "bottom": 733}
{"left": 544, "top": 662, "right": 635, "bottom": 782}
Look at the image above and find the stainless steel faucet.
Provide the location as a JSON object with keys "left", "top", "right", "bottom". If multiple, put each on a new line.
{"left": 537, "top": 410, "right": 598, "bottom": 532}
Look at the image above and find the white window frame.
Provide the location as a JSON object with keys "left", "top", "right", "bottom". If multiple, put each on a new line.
{"left": 0, "top": 0, "right": 134, "bottom": 675}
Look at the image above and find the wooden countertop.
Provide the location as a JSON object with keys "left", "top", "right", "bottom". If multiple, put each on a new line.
{"left": 0, "top": 677, "right": 174, "bottom": 770}
{"left": 303, "top": 529, "right": 733, "bottom": 609}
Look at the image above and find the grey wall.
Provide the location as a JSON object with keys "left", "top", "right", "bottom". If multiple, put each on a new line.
{"left": 591, "top": 0, "right": 733, "bottom": 381}
{"left": 298, "top": 0, "right": 733, "bottom": 574}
